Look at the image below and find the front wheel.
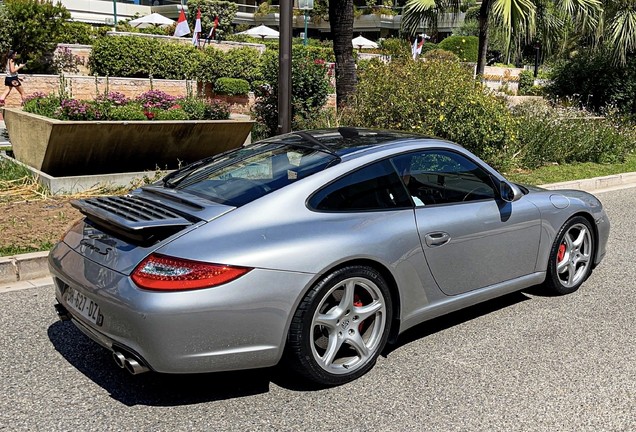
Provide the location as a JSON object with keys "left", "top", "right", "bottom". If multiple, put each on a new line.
{"left": 544, "top": 216, "right": 595, "bottom": 295}
{"left": 286, "top": 266, "right": 393, "bottom": 386}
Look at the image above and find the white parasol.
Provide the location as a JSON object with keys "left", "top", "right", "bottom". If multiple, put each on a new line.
{"left": 352, "top": 35, "right": 379, "bottom": 49}
{"left": 238, "top": 24, "right": 280, "bottom": 40}
{"left": 128, "top": 13, "right": 175, "bottom": 28}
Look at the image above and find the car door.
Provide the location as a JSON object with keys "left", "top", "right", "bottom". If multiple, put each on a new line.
{"left": 391, "top": 149, "right": 542, "bottom": 296}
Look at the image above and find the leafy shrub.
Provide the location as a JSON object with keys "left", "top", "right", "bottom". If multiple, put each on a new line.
{"left": 178, "top": 97, "right": 207, "bottom": 120}
{"left": 547, "top": 45, "right": 636, "bottom": 115}
{"left": 438, "top": 36, "right": 479, "bottom": 62}
{"left": 23, "top": 92, "right": 60, "bottom": 118}
{"left": 108, "top": 103, "right": 147, "bottom": 121}
{"left": 512, "top": 100, "right": 636, "bottom": 167}
{"left": 379, "top": 38, "right": 411, "bottom": 59}
{"left": 155, "top": 108, "right": 191, "bottom": 121}
{"left": 420, "top": 42, "right": 439, "bottom": 55}
{"left": 89, "top": 36, "right": 203, "bottom": 79}
{"left": 346, "top": 58, "right": 517, "bottom": 170}
{"left": 464, "top": 5, "right": 480, "bottom": 21}
{"left": 517, "top": 70, "right": 535, "bottom": 95}
{"left": 424, "top": 49, "right": 459, "bottom": 62}
{"left": 198, "top": 46, "right": 263, "bottom": 85}
{"left": 214, "top": 77, "right": 250, "bottom": 95}
{"left": 58, "top": 21, "right": 95, "bottom": 45}
{"left": 252, "top": 45, "right": 331, "bottom": 138}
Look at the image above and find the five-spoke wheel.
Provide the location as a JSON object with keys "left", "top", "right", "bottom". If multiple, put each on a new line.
{"left": 545, "top": 216, "right": 595, "bottom": 295}
{"left": 287, "top": 266, "right": 392, "bottom": 385}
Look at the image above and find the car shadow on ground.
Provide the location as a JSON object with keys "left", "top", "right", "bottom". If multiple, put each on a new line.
{"left": 48, "top": 288, "right": 537, "bottom": 406}
{"left": 382, "top": 290, "right": 533, "bottom": 355}
{"left": 47, "top": 321, "right": 327, "bottom": 406}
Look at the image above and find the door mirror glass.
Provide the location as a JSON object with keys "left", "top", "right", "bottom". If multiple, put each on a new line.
{"left": 500, "top": 180, "right": 523, "bottom": 202}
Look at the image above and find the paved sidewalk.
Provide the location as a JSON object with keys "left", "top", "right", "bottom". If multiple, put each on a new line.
{"left": 0, "top": 120, "right": 9, "bottom": 147}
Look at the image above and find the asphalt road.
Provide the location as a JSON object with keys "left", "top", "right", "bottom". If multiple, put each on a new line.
{"left": 1, "top": 186, "right": 635, "bottom": 431}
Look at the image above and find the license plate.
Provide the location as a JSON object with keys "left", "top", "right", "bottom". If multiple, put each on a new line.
{"left": 65, "top": 287, "right": 103, "bottom": 326}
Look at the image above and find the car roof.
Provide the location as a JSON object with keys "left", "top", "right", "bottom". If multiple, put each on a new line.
{"left": 260, "top": 128, "right": 444, "bottom": 160}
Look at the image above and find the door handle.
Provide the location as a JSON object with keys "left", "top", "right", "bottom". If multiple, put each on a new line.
{"left": 424, "top": 231, "right": 451, "bottom": 247}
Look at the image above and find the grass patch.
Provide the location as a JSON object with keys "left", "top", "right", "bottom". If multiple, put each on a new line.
{"left": 505, "top": 153, "right": 636, "bottom": 185}
{"left": 0, "top": 241, "right": 55, "bottom": 257}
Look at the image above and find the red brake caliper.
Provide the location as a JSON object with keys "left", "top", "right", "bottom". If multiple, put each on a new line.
{"left": 354, "top": 294, "right": 364, "bottom": 332}
{"left": 557, "top": 243, "right": 566, "bottom": 263}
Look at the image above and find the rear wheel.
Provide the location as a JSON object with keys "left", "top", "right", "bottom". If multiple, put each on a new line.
{"left": 287, "top": 266, "right": 392, "bottom": 386}
{"left": 544, "top": 216, "right": 595, "bottom": 295}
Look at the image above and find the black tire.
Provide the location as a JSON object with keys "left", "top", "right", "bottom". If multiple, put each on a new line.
{"left": 286, "top": 265, "right": 393, "bottom": 386}
{"left": 544, "top": 216, "right": 595, "bottom": 295}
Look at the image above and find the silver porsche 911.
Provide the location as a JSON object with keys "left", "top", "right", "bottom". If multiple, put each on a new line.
{"left": 50, "top": 128, "right": 609, "bottom": 385}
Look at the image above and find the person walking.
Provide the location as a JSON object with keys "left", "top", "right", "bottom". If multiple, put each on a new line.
{"left": 0, "top": 50, "right": 27, "bottom": 106}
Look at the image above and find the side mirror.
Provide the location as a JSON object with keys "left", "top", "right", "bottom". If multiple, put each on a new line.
{"left": 499, "top": 180, "right": 523, "bottom": 202}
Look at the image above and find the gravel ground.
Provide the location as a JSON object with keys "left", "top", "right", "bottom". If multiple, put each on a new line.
{"left": 0, "top": 186, "right": 634, "bottom": 431}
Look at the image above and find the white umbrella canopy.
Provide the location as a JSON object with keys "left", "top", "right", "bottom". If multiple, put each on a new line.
{"left": 128, "top": 13, "right": 175, "bottom": 28}
{"left": 238, "top": 24, "right": 280, "bottom": 40}
{"left": 352, "top": 35, "right": 379, "bottom": 49}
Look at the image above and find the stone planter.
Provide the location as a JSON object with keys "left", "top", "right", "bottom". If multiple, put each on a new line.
{"left": 2, "top": 108, "right": 254, "bottom": 177}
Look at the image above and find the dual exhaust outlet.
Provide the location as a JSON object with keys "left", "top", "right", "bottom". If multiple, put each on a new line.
{"left": 113, "top": 351, "right": 149, "bottom": 375}
{"left": 55, "top": 303, "right": 149, "bottom": 375}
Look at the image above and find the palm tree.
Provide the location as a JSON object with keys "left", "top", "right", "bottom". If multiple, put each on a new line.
{"left": 402, "top": 0, "right": 599, "bottom": 75}
{"left": 329, "top": 0, "right": 357, "bottom": 107}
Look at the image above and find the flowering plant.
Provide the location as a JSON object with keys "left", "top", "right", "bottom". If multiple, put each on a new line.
{"left": 23, "top": 92, "right": 230, "bottom": 121}
{"left": 136, "top": 90, "right": 177, "bottom": 110}
{"left": 57, "top": 98, "right": 100, "bottom": 121}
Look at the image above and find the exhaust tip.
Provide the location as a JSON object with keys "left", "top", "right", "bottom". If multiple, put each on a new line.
{"left": 112, "top": 351, "right": 126, "bottom": 369}
{"left": 124, "top": 358, "right": 150, "bottom": 375}
{"left": 54, "top": 303, "right": 71, "bottom": 321}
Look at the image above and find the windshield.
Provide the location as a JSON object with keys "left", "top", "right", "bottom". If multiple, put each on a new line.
{"left": 165, "top": 141, "right": 339, "bottom": 207}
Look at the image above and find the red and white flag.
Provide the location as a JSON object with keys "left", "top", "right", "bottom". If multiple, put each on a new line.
{"left": 192, "top": 8, "right": 201, "bottom": 46}
{"left": 207, "top": 15, "right": 219, "bottom": 40}
{"left": 173, "top": 9, "right": 190, "bottom": 37}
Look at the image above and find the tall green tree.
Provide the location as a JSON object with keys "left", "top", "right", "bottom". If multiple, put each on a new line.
{"left": 402, "top": 0, "right": 599, "bottom": 75}
{"left": 2, "top": 0, "right": 70, "bottom": 72}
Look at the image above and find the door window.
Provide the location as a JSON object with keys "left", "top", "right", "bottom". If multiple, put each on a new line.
{"left": 391, "top": 150, "right": 497, "bottom": 206}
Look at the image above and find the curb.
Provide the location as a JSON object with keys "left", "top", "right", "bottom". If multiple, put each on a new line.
{"left": 540, "top": 172, "right": 636, "bottom": 192}
{"left": 1, "top": 171, "right": 636, "bottom": 286}
{"left": 0, "top": 251, "right": 50, "bottom": 285}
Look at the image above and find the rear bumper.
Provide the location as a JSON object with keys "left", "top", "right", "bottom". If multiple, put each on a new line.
{"left": 48, "top": 241, "right": 315, "bottom": 374}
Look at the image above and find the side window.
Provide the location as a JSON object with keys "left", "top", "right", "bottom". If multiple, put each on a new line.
{"left": 391, "top": 150, "right": 497, "bottom": 206}
{"left": 309, "top": 159, "right": 412, "bottom": 211}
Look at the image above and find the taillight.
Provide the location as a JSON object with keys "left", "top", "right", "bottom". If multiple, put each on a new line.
{"left": 131, "top": 253, "right": 252, "bottom": 291}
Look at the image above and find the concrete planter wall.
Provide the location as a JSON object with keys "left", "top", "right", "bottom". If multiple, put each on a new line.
{"left": 2, "top": 108, "right": 254, "bottom": 177}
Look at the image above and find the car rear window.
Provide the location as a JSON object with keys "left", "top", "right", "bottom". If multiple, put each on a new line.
{"left": 168, "top": 143, "right": 338, "bottom": 207}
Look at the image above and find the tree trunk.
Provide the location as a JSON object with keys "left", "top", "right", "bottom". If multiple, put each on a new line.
{"left": 329, "top": 0, "right": 356, "bottom": 108}
{"left": 476, "top": 0, "right": 491, "bottom": 77}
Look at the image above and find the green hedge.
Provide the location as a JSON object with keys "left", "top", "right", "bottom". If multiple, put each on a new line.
{"left": 89, "top": 36, "right": 203, "bottom": 79}
{"left": 90, "top": 36, "right": 265, "bottom": 85}
{"left": 214, "top": 77, "right": 250, "bottom": 95}
{"left": 438, "top": 35, "right": 479, "bottom": 62}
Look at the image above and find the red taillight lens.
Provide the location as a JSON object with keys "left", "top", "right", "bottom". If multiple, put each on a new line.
{"left": 131, "top": 254, "right": 252, "bottom": 291}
